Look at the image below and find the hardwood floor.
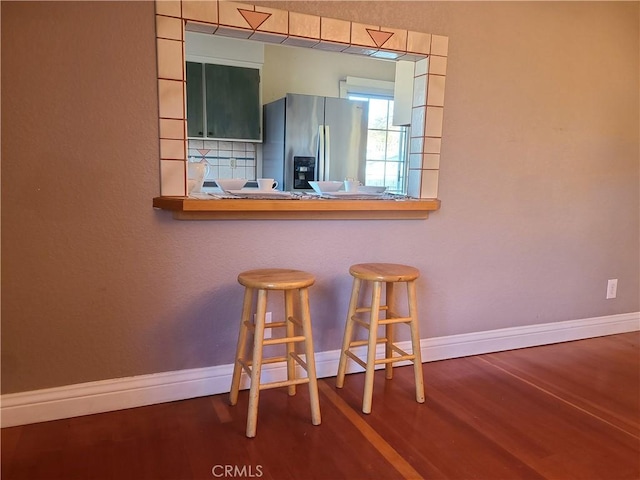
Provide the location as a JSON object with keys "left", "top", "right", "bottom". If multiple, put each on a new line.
{"left": 2, "top": 332, "right": 639, "bottom": 480}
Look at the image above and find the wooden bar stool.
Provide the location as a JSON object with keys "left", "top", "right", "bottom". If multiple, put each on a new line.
{"left": 229, "top": 268, "right": 321, "bottom": 437}
{"left": 336, "top": 263, "right": 425, "bottom": 414}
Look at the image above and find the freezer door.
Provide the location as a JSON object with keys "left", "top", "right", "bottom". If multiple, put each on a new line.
{"left": 323, "top": 97, "right": 369, "bottom": 183}
{"left": 284, "top": 94, "right": 324, "bottom": 191}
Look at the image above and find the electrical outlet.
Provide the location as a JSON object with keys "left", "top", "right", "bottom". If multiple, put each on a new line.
{"left": 254, "top": 312, "right": 273, "bottom": 338}
{"left": 606, "top": 279, "right": 618, "bottom": 299}
{"left": 230, "top": 157, "right": 237, "bottom": 169}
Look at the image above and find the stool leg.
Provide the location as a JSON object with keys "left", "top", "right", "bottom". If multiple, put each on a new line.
{"left": 384, "top": 281, "right": 395, "bottom": 380}
{"left": 299, "top": 287, "right": 321, "bottom": 426}
{"left": 408, "top": 280, "right": 425, "bottom": 404}
{"left": 246, "top": 288, "right": 268, "bottom": 438}
{"left": 230, "top": 287, "right": 253, "bottom": 406}
{"left": 336, "top": 277, "right": 361, "bottom": 388}
{"left": 284, "top": 289, "right": 296, "bottom": 396}
{"left": 362, "top": 280, "right": 382, "bottom": 414}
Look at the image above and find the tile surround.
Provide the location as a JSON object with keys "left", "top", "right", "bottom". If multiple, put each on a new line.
{"left": 425, "top": 106, "right": 444, "bottom": 137}
{"left": 155, "top": 0, "right": 181, "bottom": 17}
{"left": 429, "top": 55, "right": 448, "bottom": 76}
{"left": 253, "top": 6, "right": 288, "bottom": 34}
{"left": 320, "top": 17, "right": 349, "bottom": 45}
{"left": 155, "top": 0, "right": 448, "bottom": 198}
{"left": 156, "top": 38, "right": 184, "bottom": 80}
{"left": 161, "top": 139, "right": 186, "bottom": 160}
{"left": 182, "top": 0, "right": 218, "bottom": 24}
{"left": 378, "top": 27, "right": 408, "bottom": 53}
{"left": 427, "top": 75, "right": 446, "bottom": 107}
{"left": 157, "top": 79, "right": 184, "bottom": 119}
{"left": 159, "top": 118, "right": 186, "bottom": 140}
{"left": 295, "top": 12, "right": 322, "bottom": 36}
{"left": 156, "top": 15, "right": 183, "bottom": 40}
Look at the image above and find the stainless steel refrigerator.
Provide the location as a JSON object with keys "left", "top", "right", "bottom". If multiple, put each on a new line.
{"left": 262, "top": 93, "right": 369, "bottom": 191}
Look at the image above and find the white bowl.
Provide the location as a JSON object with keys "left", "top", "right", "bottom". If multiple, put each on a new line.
{"left": 308, "top": 181, "right": 343, "bottom": 194}
{"left": 215, "top": 178, "right": 247, "bottom": 192}
{"left": 358, "top": 185, "right": 386, "bottom": 194}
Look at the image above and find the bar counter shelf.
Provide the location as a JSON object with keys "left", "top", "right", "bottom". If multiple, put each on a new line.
{"left": 152, "top": 195, "right": 441, "bottom": 220}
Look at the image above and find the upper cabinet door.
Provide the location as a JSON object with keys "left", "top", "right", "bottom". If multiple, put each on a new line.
{"left": 186, "top": 62, "right": 204, "bottom": 137}
{"left": 206, "top": 63, "right": 261, "bottom": 141}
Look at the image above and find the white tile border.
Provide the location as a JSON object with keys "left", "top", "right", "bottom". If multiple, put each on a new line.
{"left": 2, "top": 312, "right": 638, "bottom": 428}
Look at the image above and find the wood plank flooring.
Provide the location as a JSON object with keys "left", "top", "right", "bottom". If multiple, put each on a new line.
{"left": 2, "top": 332, "right": 638, "bottom": 479}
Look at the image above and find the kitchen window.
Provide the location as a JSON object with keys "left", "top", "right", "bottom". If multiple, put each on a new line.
{"left": 351, "top": 95, "right": 408, "bottom": 194}
{"left": 341, "top": 78, "right": 409, "bottom": 194}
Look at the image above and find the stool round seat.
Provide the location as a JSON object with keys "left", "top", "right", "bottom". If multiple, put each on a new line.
{"left": 238, "top": 268, "right": 315, "bottom": 290}
{"left": 349, "top": 263, "right": 420, "bottom": 283}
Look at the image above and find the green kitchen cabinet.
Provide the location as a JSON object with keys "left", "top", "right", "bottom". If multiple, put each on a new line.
{"left": 186, "top": 61, "right": 261, "bottom": 141}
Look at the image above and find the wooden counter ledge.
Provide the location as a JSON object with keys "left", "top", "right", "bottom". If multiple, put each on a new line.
{"left": 153, "top": 197, "right": 441, "bottom": 220}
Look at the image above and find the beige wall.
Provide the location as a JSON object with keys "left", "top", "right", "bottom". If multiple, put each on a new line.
{"left": 262, "top": 43, "right": 396, "bottom": 103}
{"left": 2, "top": 1, "right": 638, "bottom": 394}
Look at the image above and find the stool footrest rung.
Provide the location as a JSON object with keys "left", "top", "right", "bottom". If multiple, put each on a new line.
{"left": 343, "top": 344, "right": 416, "bottom": 368}
{"left": 259, "top": 377, "right": 309, "bottom": 391}
{"left": 345, "top": 350, "right": 367, "bottom": 369}
{"left": 244, "top": 319, "right": 304, "bottom": 332}
{"left": 239, "top": 355, "right": 287, "bottom": 375}
{"left": 265, "top": 321, "right": 287, "bottom": 329}
{"left": 389, "top": 344, "right": 410, "bottom": 356}
{"left": 237, "top": 356, "right": 313, "bottom": 392}
{"left": 350, "top": 315, "right": 413, "bottom": 328}
{"left": 374, "top": 354, "right": 416, "bottom": 365}
{"left": 287, "top": 316, "right": 302, "bottom": 327}
{"left": 238, "top": 359, "right": 251, "bottom": 376}
{"left": 378, "top": 316, "right": 412, "bottom": 325}
{"left": 262, "top": 335, "right": 306, "bottom": 346}
{"left": 351, "top": 317, "right": 371, "bottom": 329}
{"left": 348, "top": 338, "right": 387, "bottom": 348}
{"left": 236, "top": 351, "right": 311, "bottom": 377}
{"left": 290, "top": 352, "right": 308, "bottom": 372}
{"left": 355, "top": 305, "right": 389, "bottom": 314}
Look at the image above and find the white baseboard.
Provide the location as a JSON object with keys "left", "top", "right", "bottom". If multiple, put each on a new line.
{"left": 2, "top": 312, "right": 638, "bottom": 428}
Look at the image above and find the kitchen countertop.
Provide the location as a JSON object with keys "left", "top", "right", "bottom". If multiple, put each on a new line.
{"left": 152, "top": 194, "right": 441, "bottom": 220}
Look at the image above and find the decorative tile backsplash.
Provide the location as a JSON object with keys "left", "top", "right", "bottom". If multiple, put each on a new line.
{"left": 187, "top": 139, "right": 256, "bottom": 181}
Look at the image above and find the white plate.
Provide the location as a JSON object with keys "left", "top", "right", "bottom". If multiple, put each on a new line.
{"left": 358, "top": 186, "right": 387, "bottom": 194}
{"left": 321, "top": 191, "right": 385, "bottom": 197}
{"left": 228, "top": 189, "right": 292, "bottom": 197}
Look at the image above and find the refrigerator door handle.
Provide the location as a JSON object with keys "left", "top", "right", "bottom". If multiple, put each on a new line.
{"left": 317, "top": 124, "right": 325, "bottom": 181}
{"left": 324, "top": 125, "right": 331, "bottom": 180}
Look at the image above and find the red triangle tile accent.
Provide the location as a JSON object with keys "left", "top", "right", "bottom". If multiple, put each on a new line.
{"left": 197, "top": 149, "right": 210, "bottom": 156}
{"left": 367, "top": 29, "right": 393, "bottom": 48}
{"left": 238, "top": 9, "right": 271, "bottom": 30}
